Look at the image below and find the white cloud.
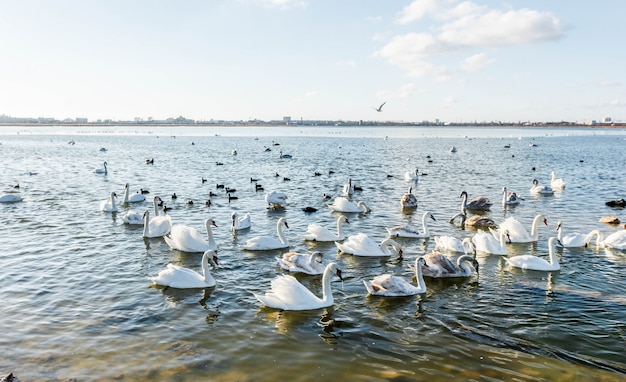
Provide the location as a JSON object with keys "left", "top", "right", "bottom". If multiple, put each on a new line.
{"left": 259, "top": 0, "right": 308, "bottom": 9}
{"left": 337, "top": 59, "right": 357, "bottom": 67}
{"left": 608, "top": 99, "right": 625, "bottom": 107}
{"left": 376, "top": 83, "right": 418, "bottom": 100}
{"left": 379, "top": 1, "right": 564, "bottom": 79}
{"left": 460, "top": 53, "right": 494, "bottom": 72}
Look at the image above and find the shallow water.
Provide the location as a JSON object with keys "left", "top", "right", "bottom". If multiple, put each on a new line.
{"left": 1, "top": 126, "right": 626, "bottom": 381}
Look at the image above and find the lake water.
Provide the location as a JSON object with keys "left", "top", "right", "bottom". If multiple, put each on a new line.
{"left": 1, "top": 125, "right": 626, "bottom": 381}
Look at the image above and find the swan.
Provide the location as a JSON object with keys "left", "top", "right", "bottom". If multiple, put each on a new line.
{"left": 0, "top": 194, "right": 22, "bottom": 203}
{"left": 336, "top": 234, "right": 402, "bottom": 257}
{"left": 123, "top": 183, "right": 146, "bottom": 203}
{"left": 449, "top": 213, "right": 496, "bottom": 228}
{"left": 530, "top": 178, "right": 554, "bottom": 195}
{"left": 93, "top": 161, "right": 108, "bottom": 174}
{"left": 328, "top": 197, "right": 370, "bottom": 213}
{"left": 387, "top": 211, "right": 436, "bottom": 238}
{"left": 363, "top": 257, "right": 428, "bottom": 296}
{"left": 556, "top": 221, "right": 603, "bottom": 248}
{"left": 276, "top": 251, "right": 324, "bottom": 275}
{"left": 551, "top": 171, "right": 566, "bottom": 189}
{"left": 417, "top": 252, "right": 479, "bottom": 278}
{"left": 600, "top": 229, "right": 626, "bottom": 250}
{"left": 400, "top": 187, "right": 418, "bottom": 208}
{"left": 434, "top": 236, "right": 475, "bottom": 254}
{"left": 242, "top": 217, "right": 290, "bottom": 250}
{"left": 460, "top": 191, "right": 492, "bottom": 211}
{"left": 142, "top": 210, "right": 172, "bottom": 238}
{"left": 342, "top": 178, "right": 354, "bottom": 196}
{"left": 121, "top": 210, "right": 143, "bottom": 225}
{"left": 231, "top": 211, "right": 251, "bottom": 231}
{"left": 100, "top": 192, "right": 118, "bottom": 212}
{"left": 164, "top": 219, "right": 218, "bottom": 252}
{"left": 502, "top": 187, "right": 522, "bottom": 206}
{"left": 254, "top": 262, "right": 343, "bottom": 311}
{"left": 404, "top": 168, "right": 419, "bottom": 181}
{"left": 472, "top": 230, "right": 510, "bottom": 255}
{"left": 493, "top": 215, "right": 547, "bottom": 243}
{"left": 303, "top": 215, "right": 349, "bottom": 242}
{"left": 505, "top": 237, "right": 562, "bottom": 271}
{"left": 150, "top": 250, "right": 219, "bottom": 288}
{"left": 265, "top": 191, "right": 288, "bottom": 208}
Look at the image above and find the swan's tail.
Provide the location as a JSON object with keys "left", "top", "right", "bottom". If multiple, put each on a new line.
{"left": 363, "top": 280, "right": 377, "bottom": 295}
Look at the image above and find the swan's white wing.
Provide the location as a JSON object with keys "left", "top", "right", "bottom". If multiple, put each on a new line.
{"left": 256, "top": 274, "right": 320, "bottom": 309}
{"left": 303, "top": 224, "right": 337, "bottom": 241}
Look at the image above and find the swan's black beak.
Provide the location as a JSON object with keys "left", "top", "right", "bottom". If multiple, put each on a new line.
{"left": 543, "top": 218, "right": 548, "bottom": 226}
{"left": 398, "top": 249, "right": 403, "bottom": 258}
{"left": 212, "top": 255, "right": 219, "bottom": 266}
{"left": 212, "top": 220, "right": 218, "bottom": 227}
{"left": 336, "top": 269, "right": 344, "bottom": 281}
{"left": 284, "top": 222, "right": 290, "bottom": 229}
{"left": 430, "top": 214, "right": 437, "bottom": 221}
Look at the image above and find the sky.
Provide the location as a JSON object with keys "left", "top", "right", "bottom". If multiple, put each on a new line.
{"left": 1, "top": 0, "right": 624, "bottom": 124}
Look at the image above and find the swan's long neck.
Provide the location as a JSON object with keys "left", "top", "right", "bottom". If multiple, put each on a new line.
{"left": 414, "top": 259, "right": 425, "bottom": 289}
{"left": 548, "top": 238, "right": 559, "bottom": 266}
{"left": 502, "top": 188, "right": 507, "bottom": 206}
{"left": 110, "top": 193, "right": 117, "bottom": 210}
{"left": 320, "top": 265, "right": 335, "bottom": 303}
{"left": 103, "top": 162, "right": 107, "bottom": 174}
{"left": 457, "top": 255, "right": 474, "bottom": 276}
{"left": 153, "top": 198, "right": 159, "bottom": 216}
{"left": 422, "top": 213, "right": 431, "bottom": 235}
{"left": 556, "top": 225, "right": 563, "bottom": 241}
{"left": 205, "top": 221, "right": 215, "bottom": 246}
{"left": 336, "top": 218, "right": 344, "bottom": 237}
{"left": 201, "top": 253, "right": 215, "bottom": 284}
{"left": 123, "top": 185, "right": 130, "bottom": 203}
{"left": 530, "top": 215, "right": 543, "bottom": 240}
{"left": 587, "top": 230, "right": 604, "bottom": 246}
{"left": 277, "top": 221, "right": 288, "bottom": 245}
{"left": 461, "top": 193, "right": 468, "bottom": 210}
{"left": 498, "top": 231, "right": 507, "bottom": 248}
{"left": 143, "top": 211, "right": 150, "bottom": 236}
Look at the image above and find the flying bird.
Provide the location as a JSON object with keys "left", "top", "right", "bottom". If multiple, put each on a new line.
{"left": 374, "top": 101, "right": 386, "bottom": 112}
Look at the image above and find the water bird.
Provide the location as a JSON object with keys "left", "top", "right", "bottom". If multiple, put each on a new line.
{"left": 492, "top": 215, "right": 547, "bottom": 243}
{"left": 434, "top": 236, "right": 475, "bottom": 255}
{"left": 162, "top": 205, "right": 173, "bottom": 213}
{"left": 250, "top": 177, "right": 258, "bottom": 182}
{"left": 121, "top": 210, "right": 143, "bottom": 225}
{"left": 505, "top": 237, "right": 562, "bottom": 271}
{"left": 186, "top": 200, "right": 194, "bottom": 205}
{"left": 302, "top": 206, "right": 318, "bottom": 213}
{"left": 450, "top": 146, "right": 457, "bottom": 153}
{"left": 150, "top": 250, "right": 219, "bottom": 289}
{"left": 145, "top": 158, "right": 154, "bottom": 164}
{"left": 140, "top": 188, "right": 150, "bottom": 194}
{"left": 328, "top": 197, "right": 369, "bottom": 213}
{"left": 276, "top": 252, "right": 324, "bottom": 275}
{"left": 216, "top": 184, "right": 224, "bottom": 189}
{"left": 556, "top": 221, "right": 603, "bottom": 248}
{"left": 419, "top": 252, "right": 479, "bottom": 278}
{"left": 171, "top": 193, "right": 178, "bottom": 199}
{"left": 265, "top": 191, "right": 288, "bottom": 209}
{"left": 530, "top": 178, "right": 554, "bottom": 195}
{"left": 0, "top": 194, "right": 23, "bottom": 203}
{"left": 231, "top": 211, "right": 251, "bottom": 231}
{"left": 606, "top": 199, "right": 626, "bottom": 208}
{"left": 12, "top": 183, "right": 19, "bottom": 189}
{"left": 142, "top": 209, "right": 172, "bottom": 238}
{"left": 209, "top": 191, "right": 217, "bottom": 197}
{"left": 599, "top": 229, "right": 626, "bottom": 250}
{"left": 225, "top": 187, "right": 237, "bottom": 193}
{"left": 400, "top": 187, "right": 418, "bottom": 208}
{"left": 202, "top": 177, "right": 207, "bottom": 183}
{"left": 336, "top": 234, "right": 402, "bottom": 257}
{"left": 123, "top": 183, "right": 146, "bottom": 203}
{"left": 314, "top": 172, "right": 321, "bottom": 176}
{"left": 228, "top": 194, "right": 238, "bottom": 203}
{"left": 449, "top": 213, "right": 496, "bottom": 229}
{"left": 502, "top": 187, "right": 522, "bottom": 206}
{"left": 404, "top": 168, "right": 419, "bottom": 181}
{"left": 387, "top": 211, "right": 436, "bottom": 239}
{"left": 283, "top": 177, "right": 291, "bottom": 181}
{"left": 216, "top": 162, "right": 223, "bottom": 166}
{"left": 242, "top": 217, "right": 290, "bottom": 250}
{"left": 460, "top": 191, "right": 492, "bottom": 211}
{"left": 205, "top": 199, "right": 212, "bottom": 207}
{"left": 100, "top": 192, "right": 118, "bottom": 213}
{"left": 374, "top": 101, "right": 386, "bottom": 112}
{"left": 93, "top": 161, "right": 108, "bottom": 174}
{"left": 364, "top": 257, "right": 428, "bottom": 296}
{"left": 255, "top": 185, "right": 264, "bottom": 191}
{"left": 254, "top": 262, "right": 343, "bottom": 311}
{"left": 472, "top": 230, "right": 510, "bottom": 255}
{"left": 303, "top": 215, "right": 349, "bottom": 242}
{"left": 322, "top": 193, "right": 332, "bottom": 200}
{"left": 279, "top": 150, "right": 292, "bottom": 159}
{"left": 550, "top": 171, "right": 566, "bottom": 189}
{"left": 342, "top": 178, "right": 354, "bottom": 196}
{"left": 165, "top": 219, "right": 218, "bottom": 252}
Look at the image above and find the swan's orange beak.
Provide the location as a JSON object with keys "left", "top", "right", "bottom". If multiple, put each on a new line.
{"left": 212, "top": 256, "right": 219, "bottom": 266}
{"left": 398, "top": 249, "right": 403, "bottom": 258}
{"left": 543, "top": 218, "right": 548, "bottom": 226}
{"left": 284, "top": 222, "right": 290, "bottom": 229}
{"left": 212, "top": 221, "right": 218, "bottom": 227}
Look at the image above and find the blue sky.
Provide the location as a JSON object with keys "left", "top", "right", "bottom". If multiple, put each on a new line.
{"left": 1, "top": 0, "right": 624, "bottom": 123}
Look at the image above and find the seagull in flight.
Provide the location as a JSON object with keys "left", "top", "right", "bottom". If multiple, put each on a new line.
{"left": 374, "top": 101, "right": 386, "bottom": 112}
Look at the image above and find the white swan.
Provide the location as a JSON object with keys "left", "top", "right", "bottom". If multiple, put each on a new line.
{"left": 400, "top": 187, "right": 418, "bottom": 208}
{"left": 404, "top": 168, "right": 419, "bottom": 181}
{"left": 254, "top": 262, "right": 343, "bottom": 311}
{"left": 556, "top": 221, "right": 603, "bottom": 248}
{"left": 530, "top": 178, "right": 554, "bottom": 195}
{"left": 123, "top": 183, "right": 146, "bottom": 203}
{"left": 93, "top": 161, "right": 108, "bottom": 174}
{"left": 328, "top": 197, "right": 370, "bottom": 213}
{"left": 0, "top": 194, "right": 22, "bottom": 203}
{"left": 502, "top": 187, "right": 522, "bottom": 206}
{"left": 460, "top": 191, "right": 492, "bottom": 211}
{"left": 265, "top": 191, "right": 288, "bottom": 208}
{"left": 387, "top": 211, "right": 436, "bottom": 238}
{"left": 276, "top": 251, "right": 324, "bottom": 275}
{"left": 100, "top": 192, "right": 118, "bottom": 212}
{"left": 472, "top": 230, "right": 510, "bottom": 255}
{"left": 303, "top": 215, "right": 349, "bottom": 242}
{"left": 164, "top": 219, "right": 218, "bottom": 252}
{"left": 449, "top": 213, "right": 496, "bottom": 228}
{"left": 342, "top": 178, "right": 354, "bottom": 196}
{"left": 418, "top": 252, "right": 479, "bottom": 278}
{"left": 142, "top": 210, "right": 172, "bottom": 238}
{"left": 231, "top": 211, "right": 251, "bottom": 231}
{"left": 336, "top": 234, "right": 402, "bottom": 257}
{"left": 242, "top": 217, "right": 289, "bottom": 250}
{"left": 600, "top": 229, "right": 626, "bottom": 250}
{"left": 150, "top": 250, "right": 219, "bottom": 288}
{"left": 551, "top": 171, "right": 566, "bottom": 189}
{"left": 121, "top": 210, "right": 143, "bottom": 225}
{"left": 434, "top": 236, "right": 475, "bottom": 254}
{"left": 493, "top": 215, "right": 547, "bottom": 243}
{"left": 363, "top": 257, "right": 428, "bottom": 296}
{"left": 505, "top": 237, "right": 561, "bottom": 271}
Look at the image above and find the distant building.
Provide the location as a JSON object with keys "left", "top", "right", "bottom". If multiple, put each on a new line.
{"left": 76, "top": 117, "right": 88, "bottom": 123}
{"left": 603, "top": 117, "right": 612, "bottom": 123}
{"left": 283, "top": 116, "right": 291, "bottom": 124}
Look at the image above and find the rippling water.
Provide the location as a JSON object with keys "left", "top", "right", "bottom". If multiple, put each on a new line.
{"left": 1, "top": 126, "right": 625, "bottom": 381}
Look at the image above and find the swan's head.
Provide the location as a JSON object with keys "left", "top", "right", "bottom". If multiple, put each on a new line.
{"left": 312, "top": 252, "right": 323, "bottom": 264}
{"left": 111, "top": 192, "right": 117, "bottom": 198}
{"left": 417, "top": 257, "right": 428, "bottom": 268}
{"left": 460, "top": 191, "right": 468, "bottom": 198}
{"left": 125, "top": 183, "right": 129, "bottom": 189}
{"left": 104, "top": 161, "right": 108, "bottom": 166}
{"left": 532, "top": 178, "right": 539, "bottom": 185}
{"left": 427, "top": 212, "right": 436, "bottom": 222}
{"left": 555, "top": 221, "right": 562, "bottom": 231}
{"left": 505, "top": 231, "right": 512, "bottom": 243}
{"left": 206, "top": 219, "right": 218, "bottom": 228}
{"left": 449, "top": 212, "right": 465, "bottom": 224}
{"left": 142, "top": 210, "right": 149, "bottom": 219}
{"left": 328, "top": 263, "right": 344, "bottom": 281}
{"left": 278, "top": 218, "right": 289, "bottom": 229}
{"left": 339, "top": 215, "right": 350, "bottom": 224}
{"left": 462, "top": 238, "right": 476, "bottom": 255}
